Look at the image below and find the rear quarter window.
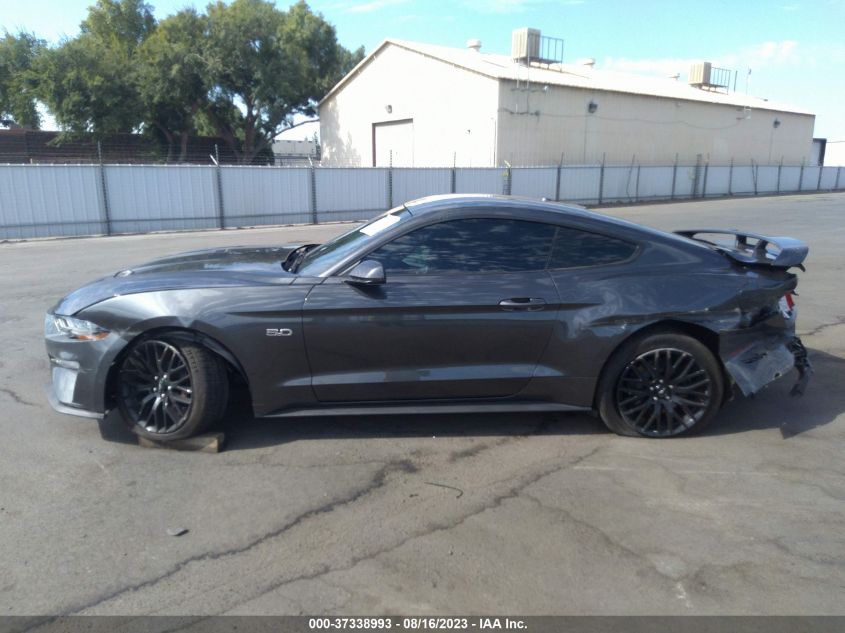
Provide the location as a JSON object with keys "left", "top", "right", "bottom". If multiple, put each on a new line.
{"left": 548, "top": 227, "right": 637, "bottom": 269}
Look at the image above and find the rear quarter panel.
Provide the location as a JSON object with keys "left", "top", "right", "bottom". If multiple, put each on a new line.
{"left": 529, "top": 241, "right": 748, "bottom": 406}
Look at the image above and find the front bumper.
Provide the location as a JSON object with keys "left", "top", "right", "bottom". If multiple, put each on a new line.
{"left": 45, "top": 381, "right": 104, "bottom": 419}
{"left": 44, "top": 319, "right": 128, "bottom": 419}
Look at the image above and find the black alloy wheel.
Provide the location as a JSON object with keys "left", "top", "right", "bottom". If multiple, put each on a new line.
{"left": 616, "top": 348, "right": 712, "bottom": 437}
{"left": 118, "top": 340, "right": 193, "bottom": 434}
{"left": 597, "top": 332, "right": 724, "bottom": 438}
{"left": 117, "top": 338, "right": 229, "bottom": 441}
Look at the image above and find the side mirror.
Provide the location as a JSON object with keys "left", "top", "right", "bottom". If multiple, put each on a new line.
{"left": 346, "top": 260, "right": 385, "bottom": 286}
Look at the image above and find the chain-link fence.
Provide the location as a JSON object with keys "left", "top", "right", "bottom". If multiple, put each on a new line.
{"left": 0, "top": 130, "right": 319, "bottom": 166}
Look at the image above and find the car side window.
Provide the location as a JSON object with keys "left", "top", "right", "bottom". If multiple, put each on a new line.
{"left": 548, "top": 227, "right": 637, "bottom": 269}
{"left": 368, "top": 218, "right": 558, "bottom": 274}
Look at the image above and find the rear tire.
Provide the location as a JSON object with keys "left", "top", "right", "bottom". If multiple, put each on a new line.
{"left": 117, "top": 339, "right": 229, "bottom": 442}
{"left": 597, "top": 332, "right": 724, "bottom": 438}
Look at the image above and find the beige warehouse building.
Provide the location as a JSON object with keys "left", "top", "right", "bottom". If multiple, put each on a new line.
{"left": 319, "top": 31, "right": 815, "bottom": 168}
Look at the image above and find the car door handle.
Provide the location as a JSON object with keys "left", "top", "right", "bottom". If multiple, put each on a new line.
{"left": 498, "top": 297, "right": 547, "bottom": 311}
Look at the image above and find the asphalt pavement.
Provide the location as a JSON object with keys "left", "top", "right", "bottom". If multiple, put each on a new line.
{"left": 1, "top": 192, "right": 843, "bottom": 616}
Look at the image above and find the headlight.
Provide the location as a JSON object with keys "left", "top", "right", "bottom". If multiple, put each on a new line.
{"left": 48, "top": 314, "right": 110, "bottom": 341}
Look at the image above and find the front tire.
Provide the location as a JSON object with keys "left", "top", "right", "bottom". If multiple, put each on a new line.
{"left": 597, "top": 332, "right": 724, "bottom": 438}
{"left": 117, "top": 339, "right": 229, "bottom": 441}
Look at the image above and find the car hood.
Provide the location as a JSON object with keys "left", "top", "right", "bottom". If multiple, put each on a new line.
{"left": 51, "top": 245, "right": 303, "bottom": 315}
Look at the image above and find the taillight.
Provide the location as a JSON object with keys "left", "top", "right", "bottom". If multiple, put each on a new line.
{"left": 784, "top": 292, "right": 795, "bottom": 310}
{"left": 778, "top": 292, "right": 796, "bottom": 319}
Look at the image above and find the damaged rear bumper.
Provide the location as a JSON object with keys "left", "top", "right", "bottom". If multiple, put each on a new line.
{"left": 786, "top": 337, "right": 812, "bottom": 396}
{"left": 720, "top": 324, "right": 812, "bottom": 397}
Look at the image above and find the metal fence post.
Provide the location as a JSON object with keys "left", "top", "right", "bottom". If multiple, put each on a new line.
{"left": 213, "top": 144, "right": 225, "bottom": 228}
{"left": 836, "top": 166, "right": 842, "bottom": 191}
{"left": 450, "top": 154, "right": 457, "bottom": 194}
{"left": 752, "top": 160, "right": 758, "bottom": 196}
{"left": 308, "top": 158, "right": 318, "bottom": 224}
{"left": 777, "top": 158, "right": 782, "bottom": 194}
{"left": 598, "top": 153, "right": 605, "bottom": 204}
{"left": 387, "top": 150, "right": 393, "bottom": 209}
{"left": 670, "top": 153, "right": 678, "bottom": 200}
{"left": 692, "top": 154, "right": 702, "bottom": 198}
{"left": 728, "top": 158, "right": 733, "bottom": 196}
{"left": 634, "top": 162, "right": 641, "bottom": 203}
{"left": 555, "top": 153, "right": 563, "bottom": 202}
{"left": 97, "top": 141, "right": 112, "bottom": 235}
{"left": 503, "top": 160, "right": 512, "bottom": 195}
{"left": 702, "top": 159, "right": 709, "bottom": 198}
{"left": 798, "top": 159, "right": 805, "bottom": 192}
{"left": 817, "top": 164, "right": 824, "bottom": 191}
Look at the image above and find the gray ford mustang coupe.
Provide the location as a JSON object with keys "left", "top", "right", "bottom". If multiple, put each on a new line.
{"left": 45, "top": 194, "right": 810, "bottom": 441}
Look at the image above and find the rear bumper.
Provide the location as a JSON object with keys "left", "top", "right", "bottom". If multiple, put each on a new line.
{"left": 720, "top": 318, "right": 812, "bottom": 397}
{"left": 786, "top": 336, "right": 812, "bottom": 396}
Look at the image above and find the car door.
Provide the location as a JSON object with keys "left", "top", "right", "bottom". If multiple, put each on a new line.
{"left": 302, "top": 217, "right": 561, "bottom": 402}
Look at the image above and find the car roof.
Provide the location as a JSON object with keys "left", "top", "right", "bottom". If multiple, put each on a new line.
{"left": 403, "top": 194, "right": 648, "bottom": 231}
{"left": 404, "top": 194, "right": 589, "bottom": 216}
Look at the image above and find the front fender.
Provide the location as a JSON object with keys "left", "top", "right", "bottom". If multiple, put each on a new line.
{"left": 78, "top": 286, "right": 316, "bottom": 416}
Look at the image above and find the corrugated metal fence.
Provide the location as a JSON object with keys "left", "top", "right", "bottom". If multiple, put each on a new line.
{"left": 1, "top": 162, "right": 843, "bottom": 239}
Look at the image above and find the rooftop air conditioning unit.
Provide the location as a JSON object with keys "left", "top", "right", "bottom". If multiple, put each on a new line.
{"left": 512, "top": 27, "right": 541, "bottom": 64}
{"left": 688, "top": 61, "right": 712, "bottom": 87}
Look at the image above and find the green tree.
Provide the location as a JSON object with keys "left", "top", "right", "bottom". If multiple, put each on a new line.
{"left": 29, "top": 0, "right": 361, "bottom": 161}
{"left": 35, "top": 0, "right": 155, "bottom": 138}
{"left": 0, "top": 30, "right": 45, "bottom": 128}
{"left": 80, "top": 0, "right": 156, "bottom": 44}
{"left": 135, "top": 9, "right": 208, "bottom": 161}
{"left": 203, "top": 0, "right": 363, "bottom": 164}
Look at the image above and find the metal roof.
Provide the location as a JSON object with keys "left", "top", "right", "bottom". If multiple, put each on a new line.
{"left": 321, "top": 39, "right": 813, "bottom": 117}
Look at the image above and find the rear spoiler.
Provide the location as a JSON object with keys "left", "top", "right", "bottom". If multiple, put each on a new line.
{"left": 674, "top": 229, "right": 808, "bottom": 269}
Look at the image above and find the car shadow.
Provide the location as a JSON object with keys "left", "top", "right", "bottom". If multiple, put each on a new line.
{"left": 95, "top": 388, "right": 606, "bottom": 449}
{"left": 218, "top": 395, "right": 606, "bottom": 452}
{"left": 97, "top": 347, "right": 844, "bottom": 450}
{"left": 701, "top": 347, "right": 845, "bottom": 439}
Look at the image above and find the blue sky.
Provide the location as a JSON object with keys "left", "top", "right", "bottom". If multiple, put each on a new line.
{"left": 4, "top": 0, "right": 844, "bottom": 157}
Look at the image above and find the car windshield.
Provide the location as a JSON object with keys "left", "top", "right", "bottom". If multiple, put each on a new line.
{"left": 296, "top": 206, "right": 413, "bottom": 275}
